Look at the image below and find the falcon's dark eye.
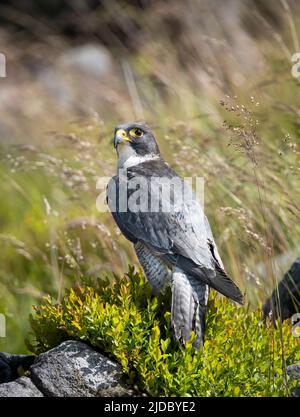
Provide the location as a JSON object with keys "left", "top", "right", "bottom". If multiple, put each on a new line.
{"left": 130, "top": 128, "right": 144, "bottom": 138}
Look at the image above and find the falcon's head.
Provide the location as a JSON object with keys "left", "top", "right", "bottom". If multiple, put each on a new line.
{"left": 113, "top": 122, "right": 160, "bottom": 168}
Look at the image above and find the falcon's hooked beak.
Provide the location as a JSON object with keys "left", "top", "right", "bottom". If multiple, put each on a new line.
{"left": 114, "top": 129, "right": 132, "bottom": 148}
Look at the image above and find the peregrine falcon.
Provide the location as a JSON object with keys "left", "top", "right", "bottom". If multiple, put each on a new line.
{"left": 106, "top": 122, "right": 243, "bottom": 348}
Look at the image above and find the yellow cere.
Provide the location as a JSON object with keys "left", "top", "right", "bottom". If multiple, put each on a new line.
{"left": 115, "top": 129, "right": 132, "bottom": 144}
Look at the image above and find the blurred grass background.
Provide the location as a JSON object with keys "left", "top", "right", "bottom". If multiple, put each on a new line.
{"left": 0, "top": 0, "right": 300, "bottom": 353}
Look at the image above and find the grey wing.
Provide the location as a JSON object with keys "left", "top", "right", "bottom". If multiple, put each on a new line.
{"left": 107, "top": 174, "right": 212, "bottom": 262}
{"left": 106, "top": 175, "right": 139, "bottom": 243}
{"left": 108, "top": 174, "right": 243, "bottom": 303}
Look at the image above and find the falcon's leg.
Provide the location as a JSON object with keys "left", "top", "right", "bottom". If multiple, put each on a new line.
{"left": 134, "top": 241, "right": 171, "bottom": 294}
{"left": 171, "top": 267, "right": 209, "bottom": 349}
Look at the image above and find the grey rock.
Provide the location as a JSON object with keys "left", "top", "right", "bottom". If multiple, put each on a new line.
{"left": 36, "top": 44, "right": 113, "bottom": 111}
{"left": 292, "top": 385, "right": 300, "bottom": 397}
{"left": 287, "top": 363, "right": 300, "bottom": 380}
{"left": 30, "top": 340, "right": 131, "bottom": 397}
{"left": 38, "top": 68, "right": 73, "bottom": 107}
{"left": 0, "top": 352, "right": 35, "bottom": 383}
{"left": 59, "top": 44, "right": 112, "bottom": 79}
{"left": 0, "top": 377, "right": 43, "bottom": 397}
{"left": 262, "top": 257, "right": 300, "bottom": 323}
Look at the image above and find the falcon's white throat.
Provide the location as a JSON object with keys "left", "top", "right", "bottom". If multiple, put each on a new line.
{"left": 117, "top": 143, "right": 159, "bottom": 169}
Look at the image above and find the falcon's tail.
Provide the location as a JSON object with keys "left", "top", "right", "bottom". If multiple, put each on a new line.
{"left": 171, "top": 268, "right": 209, "bottom": 349}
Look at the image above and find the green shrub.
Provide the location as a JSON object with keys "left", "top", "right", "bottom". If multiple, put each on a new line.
{"left": 28, "top": 267, "right": 300, "bottom": 397}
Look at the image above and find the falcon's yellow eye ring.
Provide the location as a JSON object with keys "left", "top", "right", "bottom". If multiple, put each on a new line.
{"left": 130, "top": 128, "right": 144, "bottom": 138}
